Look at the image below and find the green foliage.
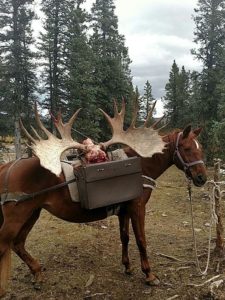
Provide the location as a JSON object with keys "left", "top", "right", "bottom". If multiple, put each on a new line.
{"left": 192, "top": 0, "right": 225, "bottom": 161}
{"left": 0, "top": 0, "right": 37, "bottom": 155}
{"left": 187, "top": 71, "right": 202, "bottom": 127}
{"left": 89, "top": 0, "right": 133, "bottom": 140}
{"left": 133, "top": 86, "right": 143, "bottom": 124}
{"left": 63, "top": 1, "right": 101, "bottom": 140}
{"left": 207, "top": 120, "right": 225, "bottom": 161}
{"left": 136, "top": 81, "right": 155, "bottom": 124}
{"left": 163, "top": 61, "right": 191, "bottom": 128}
{"left": 38, "top": 0, "right": 70, "bottom": 121}
{"left": 142, "top": 80, "right": 155, "bottom": 120}
{"left": 38, "top": 0, "right": 133, "bottom": 140}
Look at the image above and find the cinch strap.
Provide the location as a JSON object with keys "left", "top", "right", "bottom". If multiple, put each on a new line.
{"left": 142, "top": 175, "right": 156, "bottom": 190}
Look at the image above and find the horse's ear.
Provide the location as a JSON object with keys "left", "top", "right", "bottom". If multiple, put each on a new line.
{"left": 182, "top": 125, "right": 192, "bottom": 139}
{"left": 193, "top": 127, "right": 202, "bottom": 137}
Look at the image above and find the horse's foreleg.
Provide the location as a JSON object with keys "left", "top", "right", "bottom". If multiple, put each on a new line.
{"left": 130, "top": 201, "right": 160, "bottom": 286}
{"left": 118, "top": 214, "right": 132, "bottom": 274}
{"left": 12, "top": 208, "right": 43, "bottom": 286}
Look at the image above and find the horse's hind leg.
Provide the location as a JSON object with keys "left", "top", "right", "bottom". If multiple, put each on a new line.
{"left": 0, "top": 237, "right": 11, "bottom": 297}
{"left": 130, "top": 201, "right": 160, "bottom": 286}
{"left": 0, "top": 203, "right": 37, "bottom": 295}
{"left": 12, "top": 208, "right": 43, "bottom": 286}
{"left": 0, "top": 206, "right": 4, "bottom": 228}
{"left": 118, "top": 214, "right": 132, "bottom": 274}
{"left": 0, "top": 206, "right": 8, "bottom": 296}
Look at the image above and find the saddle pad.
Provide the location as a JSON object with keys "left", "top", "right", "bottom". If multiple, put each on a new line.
{"left": 61, "top": 161, "right": 80, "bottom": 202}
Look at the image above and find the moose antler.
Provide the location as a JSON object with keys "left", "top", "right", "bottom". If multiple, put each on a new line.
{"left": 99, "top": 100, "right": 166, "bottom": 157}
{"left": 20, "top": 103, "right": 87, "bottom": 176}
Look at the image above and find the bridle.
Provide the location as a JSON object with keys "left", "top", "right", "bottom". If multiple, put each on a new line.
{"left": 173, "top": 132, "right": 204, "bottom": 178}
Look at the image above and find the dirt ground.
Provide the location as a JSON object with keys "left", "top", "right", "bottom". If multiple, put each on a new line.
{"left": 3, "top": 166, "right": 225, "bottom": 300}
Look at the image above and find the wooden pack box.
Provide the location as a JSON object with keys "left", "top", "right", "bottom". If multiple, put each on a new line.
{"left": 75, "top": 157, "right": 143, "bottom": 209}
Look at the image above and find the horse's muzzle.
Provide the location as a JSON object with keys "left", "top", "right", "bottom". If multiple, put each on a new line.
{"left": 193, "top": 173, "right": 207, "bottom": 187}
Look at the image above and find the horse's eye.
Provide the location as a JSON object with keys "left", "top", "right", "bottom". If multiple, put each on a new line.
{"left": 184, "top": 148, "right": 191, "bottom": 152}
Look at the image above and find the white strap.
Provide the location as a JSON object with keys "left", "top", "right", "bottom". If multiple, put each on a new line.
{"left": 142, "top": 175, "right": 156, "bottom": 190}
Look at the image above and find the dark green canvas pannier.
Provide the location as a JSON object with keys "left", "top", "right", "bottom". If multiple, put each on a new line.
{"left": 74, "top": 157, "right": 143, "bottom": 209}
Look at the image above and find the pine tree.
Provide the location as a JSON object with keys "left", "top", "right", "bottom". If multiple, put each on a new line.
{"left": 178, "top": 66, "right": 191, "bottom": 125}
{"left": 0, "top": 57, "right": 9, "bottom": 135}
{"left": 192, "top": 0, "right": 225, "bottom": 121}
{"left": 39, "top": 0, "right": 66, "bottom": 131}
{"left": 192, "top": 0, "right": 225, "bottom": 161}
{"left": 39, "top": 0, "right": 100, "bottom": 139}
{"left": 142, "top": 80, "right": 155, "bottom": 120}
{"left": 63, "top": 1, "right": 101, "bottom": 141}
{"left": 164, "top": 61, "right": 191, "bottom": 128}
{"left": 133, "top": 86, "right": 143, "bottom": 124}
{"left": 89, "top": 0, "right": 133, "bottom": 139}
{"left": 188, "top": 71, "right": 202, "bottom": 126}
{"left": 0, "top": 0, "right": 37, "bottom": 157}
{"left": 163, "top": 60, "right": 180, "bottom": 128}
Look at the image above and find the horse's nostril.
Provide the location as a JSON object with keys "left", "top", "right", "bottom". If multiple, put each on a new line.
{"left": 197, "top": 174, "right": 206, "bottom": 184}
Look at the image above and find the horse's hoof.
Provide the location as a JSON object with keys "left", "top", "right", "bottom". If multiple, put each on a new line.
{"left": 145, "top": 276, "right": 160, "bottom": 286}
{"left": 33, "top": 282, "right": 42, "bottom": 290}
{"left": 31, "top": 272, "right": 44, "bottom": 290}
{"left": 0, "top": 288, "right": 6, "bottom": 298}
{"left": 125, "top": 268, "right": 133, "bottom": 275}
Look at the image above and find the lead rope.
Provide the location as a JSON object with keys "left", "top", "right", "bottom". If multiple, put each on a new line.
{"left": 188, "top": 180, "right": 214, "bottom": 275}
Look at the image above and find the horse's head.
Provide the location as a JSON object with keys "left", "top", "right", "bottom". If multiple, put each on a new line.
{"left": 173, "top": 125, "right": 207, "bottom": 187}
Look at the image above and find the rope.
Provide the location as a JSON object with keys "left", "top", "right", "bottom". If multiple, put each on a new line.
{"left": 188, "top": 180, "right": 216, "bottom": 275}
{"left": 1, "top": 177, "right": 77, "bottom": 205}
{"left": 207, "top": 179, "right": 225, "bottom": 198}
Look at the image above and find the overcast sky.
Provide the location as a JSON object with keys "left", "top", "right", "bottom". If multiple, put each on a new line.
{"left": 34, "top": 0, "right": 201, "bottom": 115}
{"left": 86, "top": 0, "right": 202, "bottom": 114}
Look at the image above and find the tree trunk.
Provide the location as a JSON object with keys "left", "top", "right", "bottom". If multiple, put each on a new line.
{"left": 214, "top": 159, "right": 224, "bottom": 256}
{"left": 14, "top": 119, "right": 21, "bottom": 159}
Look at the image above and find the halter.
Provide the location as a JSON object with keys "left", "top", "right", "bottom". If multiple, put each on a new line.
{"left": 173, "top": 132, "right": 204, "bottom": 176}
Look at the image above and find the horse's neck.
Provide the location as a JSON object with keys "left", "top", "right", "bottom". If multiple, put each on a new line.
{"left": 142, "top": 132, "right": 177, "bottom": 180}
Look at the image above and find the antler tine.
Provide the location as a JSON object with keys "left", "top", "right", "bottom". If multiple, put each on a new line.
{"left": 113, "top": 99, "right": 119, "bottom": 116}
{"left": 113, "top": 99, "right": 125, "bottom": 121}
{"left": 34, "top": 102, "right": 52, "bottom": 138}
{"left": 157, "top": 121, "right": 169, "bottom": 132}
{"left": 99, "top": 99, "right": 127, "bottom": 150}
{"left": 30, "top": 126, "right": 42, "bottom": 140}
{"left": 144, "top": 100, "right": 157, "bottom": 127}
{"left": 20, "top": 104, "right": 87, "bottom": 176}
{"left": 100, "top": 100, "right": 166, "bottom": 158}
{"left": 19, "top": 119, "right": 36, "bottom": 144}
{"left": 53, "top": 109, "right": 82, "bottom": 141}
{"left": 130, "top": 97, "right": 139, "bottom": 128}
{"left": 120, "top": 98, "right": 126, "bottom": 119}
{"left": 152, "top": 115, "right": 165, "bottom": 129}
{"left": 67, "top": 108, "right": 82, "bottom": 128}
{"left": 99, "top": 108, "right": 113, "bottom": 129}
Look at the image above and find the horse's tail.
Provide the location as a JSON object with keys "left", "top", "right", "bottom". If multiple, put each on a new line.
{"left": 0, "top": 246, "right": 11, "bottom": 296}
{"left": 0, "top": 205, "right": 4, "bottom": 228}
{"left": 0, "top": 164, "right": 11, "bottom": 297}
{"left": 0, "top": 205, "right": 11, "bottom": 296}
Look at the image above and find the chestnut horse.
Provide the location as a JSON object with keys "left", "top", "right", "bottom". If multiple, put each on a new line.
{"left": 0, "top": 124, "right": 206, "bottom": 296}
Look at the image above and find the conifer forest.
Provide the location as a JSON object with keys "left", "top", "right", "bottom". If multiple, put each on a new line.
{"left": 0, "top": 0, "right": 225, "bottom": 161}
